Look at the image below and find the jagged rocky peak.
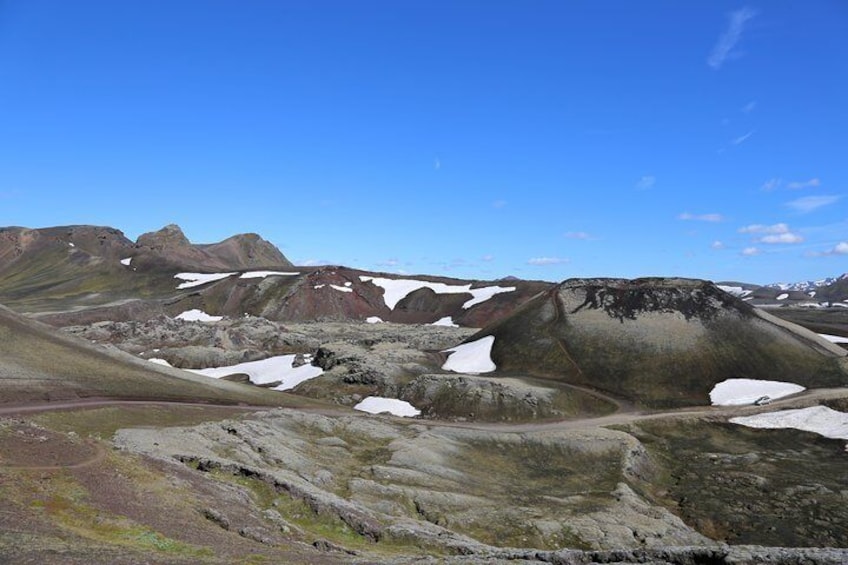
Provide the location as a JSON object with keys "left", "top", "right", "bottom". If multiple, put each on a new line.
{"left": 557, "top": 277, "right": 743, "bottom": 322}
{"left": 135, "top": 224, "right": 191, "bottom": 250}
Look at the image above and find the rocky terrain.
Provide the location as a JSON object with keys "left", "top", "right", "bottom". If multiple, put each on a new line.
{"left": 2, "top": 223, "right": 848, "bottom": 564}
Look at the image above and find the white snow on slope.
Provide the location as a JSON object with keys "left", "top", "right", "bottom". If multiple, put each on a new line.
{"left": 354, "top": 396, "right": 421, "bottom": 417}
{"left": 359, "top": 276, "right": 515, "bottom": 310}
{"left": 148, "top": 358, "right": 172, "bottom": 367}
{"left": 365, "top": 316, "right": 383, "bottom": 324}
{"left": 240, "top": 271, "right": 300, "bottom": 279}
{"left": 710, "top": 378, "right": 805, "bottom": 406}
{"left": 442, "top": 335, "right": 496, "bottom": 374}
{"left": 175, "top": 272, "right": 236, "bottom": 289}
{"left": 717, "top": 285, "right": 752, "bottom": 298}
{"left": 777, "top": 293, "right": 789, "bottom": 300}
{"left": 330, "top": 284, "right": 353, "bottom": 293}
{"left": 731, "top": 406, "right": 848, "bottom": 440}
{"left": 819, "top": 333, "right": 848, "bottom": 344}
{"left": 176, "top": 309, "right": 223, "bottom": 322}
{"left": 189, "top": 355, "right": 324, "bottom": 390}
{"left": 120, "top": 257, "right": 132, "bottom": 266}
{"left": 432, "top": 316, "right": 458, "bottom": 327}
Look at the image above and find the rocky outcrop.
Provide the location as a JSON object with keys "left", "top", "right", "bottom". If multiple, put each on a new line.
{"left": 133, "top": 224, "right": 292, "bottom": 271}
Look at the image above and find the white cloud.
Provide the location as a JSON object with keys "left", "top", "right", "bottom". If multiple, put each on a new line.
{"left": 759, "top": 232, "right": 804, "bottom": 244}
{"left": 678, "top": 212, "right": 724, "bottom": 222}
{"left": 742, "top": 100, "right": 757, "bottom": 113}
{"left": 376, "top": 259, "right": 401, "bottom": 267}
{"left": 564, "top": 231, "right": 591, "bottom": 240}
{"left": 731, "top": 130, "right": 755, "bottom": 145}
{"left": 786, "top": 195, "right": 841, "bottom": 213}
{"left": 738, "top": 223, "right": 789, "bottom": 234}
{"left": 635, "top": 175, "right": 656, "bottom": 190}
{"left": 786, "top": 178, "right": 821, "bottom": 190}
{"left": 831, "top": 242, "right": 848, "bottom": 255}
{"left": 711, "top": 240, "right": 725, "bottom": 250}
{"left": 761, "top": 178, "right": 782, "bottom": 191}
{"left": 707, "top": 7, "right": 758, "bottom": 70}
{"left": 527, "top": 257, "right": 568, "bottom": 266}
{"left": 481, "top": 254, "right": 495, "bottom": 262}
{"left": 741, "top": 247, "right": 760, "bottom": 256}
{"left": 434, "top": 157, "right": 441, "bottom": 170}
{"left": 492, "top": 199, "right": 507, "bottom": 209}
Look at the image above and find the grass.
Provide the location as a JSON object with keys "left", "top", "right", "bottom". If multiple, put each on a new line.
{"left": 31, "top": 405, "right": 267, "bottom": 439}
{"left": 623, "top": 418, "right": 848, "bottom": 547}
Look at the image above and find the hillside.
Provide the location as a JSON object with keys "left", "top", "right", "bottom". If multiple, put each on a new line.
{"left": 472, "top": 277, "right": 848, "bottom": 408}
{"left": 0, "top": 303, "right": 293, "bottom": 407}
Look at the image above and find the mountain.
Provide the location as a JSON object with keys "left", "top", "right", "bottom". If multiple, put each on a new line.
{"left": 0, "top": 224, "right": 293, "bottom": 313}
{"left": 469, "top": 277, "right": 848, "bottom": 408}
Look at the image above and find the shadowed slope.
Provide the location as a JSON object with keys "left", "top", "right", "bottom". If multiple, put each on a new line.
{"left": 475, "top": 278, "right": 848, "bottom": 408}
{"left": 0, "top": 304, "right": 292, "bottom": 407}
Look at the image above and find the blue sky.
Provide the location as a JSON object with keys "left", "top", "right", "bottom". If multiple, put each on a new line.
{"left": 0, "top": 1, "right": 846, "bottom": 284}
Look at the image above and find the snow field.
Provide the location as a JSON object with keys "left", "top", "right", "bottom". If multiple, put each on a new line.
{"left": 431, "top": 316, "right": 458, "bottom": 327}
{"left": 442, "top": 335, "right": 496, "bottom": 374}
{"left": 187, "top": 355, "right": 324, "bottom": 391}
{"left": 709, "top": 378, "right": 805, "bottom": 406}
{"left": 176, "top": 309, "right": 223, "bottom": 322}
{"left": 239, "top": 271, "right": 300, "bottom": 279}
{"left": 174, "top": 272, "right": 236, "bottom": 289}
{"left": 353, "top": 396, "right": 421, "bottom": 417}
{"left": 359, "top": 276, "right": 514, "bottom": 310}
{"left": 731, "top": 406, "right": 848, "bottom": 441}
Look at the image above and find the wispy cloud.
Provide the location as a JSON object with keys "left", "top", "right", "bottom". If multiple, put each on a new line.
{"left": 711, "top": 240, "right": 725, "bottom": 249}
{"left": 527, "top": 257, "right": 569, "bottom": 266}
{"left": 481, "top": 254, "right": 495, "bottom": 262}
{"left": 731, "top": 130, "right": 755, "bottom": 145}
{"left": 678, "top": 212, "right": 724, "bottom": 222}
{"left": 492, "top": 199, "right": 507, "bottom": 209}
{"left": 741, "top": 247, "right": 760, "bottom": 256}
{"left": 759, "top": 232, "right": 804, "bottom": 244}
{"left": 742, "top": 100, "right": 757, "bottom": 113}
{"left": 786, "top": 195, "right": 841, "bottom": 213}
{"left": 707, "top": 7, "right": 758, "bottom": 70}
{"left": 564, "top": 231, "right": 592, "bottom": 240}
{"left": 300, "top": 258, "right": 334, "bottom": 266}
{"left": 761, "top": 178, "right": 782, "bottom": 191}
{"left": 375, "top": 258, "right": 401, "bottom": 267}
{"left": 635, "top": 175, "right": 656, "bottom": 190}
{"left": 434, "top": 157, "right": 441, "bottom": 170}
{"left": 786, "top": 178, "right": 820, "bottom": 190}
{"left": 739, "top": 223, "right": 789, "bottom": 234}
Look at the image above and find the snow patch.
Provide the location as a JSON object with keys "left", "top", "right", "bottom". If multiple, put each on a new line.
{"left": 175, "top": 272, "right": 235, "bottom": 289}
{"left": 731, "top": 406, "right": 848, "bottom": 441}
{"left": 354, "top": 397, "right": 421, "bottom": 417}
{"left": 717, "top": 285, "right": 752, "bottom": 298}
{"left": 366, "top": 316, "right": 383, "bottom": 324}
{"left": 188, "top": 355, "right": 324, "bottom": 391}
{"left": 148, "top": 358, "right": 172, "bottom": 367}
{"left": 442, "top": 335, "right": 496, "bottom": 374}
{"left": 239, "top": 271, "right": 300, "bottom": 279}
{"left": 776, "top": 293, "right": 789, "bottom": 300}
{"left": 120, "top": 257, "right": 132, "bottom": 266}
{"left": 176, "top": 309, "right": 223, "bottom": 322}
{"left": 710, "top": 378, "right": 805, "bottom": 406}
{"left": 330, "top": 284, "right": 353, "bottom": 293}
{"left": 359, "top": 276, "right": 515, "bottom": 310}
{"left": 431, "top": 316, "right": 458, "bottom": 327}
{"left": 819, "top": 333, "right": 848, "bottom": 344}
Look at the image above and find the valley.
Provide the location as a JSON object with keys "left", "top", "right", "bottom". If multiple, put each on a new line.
{"left": 1, "top": 225, "right": 848, "bottom": 564}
